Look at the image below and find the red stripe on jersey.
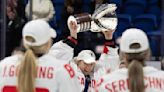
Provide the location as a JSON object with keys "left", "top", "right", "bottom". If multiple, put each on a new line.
{"left": 3, "top": 86, "right": 49, "bottom": 92}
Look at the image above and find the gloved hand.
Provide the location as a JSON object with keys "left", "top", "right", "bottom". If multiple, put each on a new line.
{"left": 67, "top": 13, "right": 92, "bottom": 33}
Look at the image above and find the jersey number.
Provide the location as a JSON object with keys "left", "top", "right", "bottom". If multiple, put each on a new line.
{"left": 64, "top": 64, "right": 75, "bottom": 78}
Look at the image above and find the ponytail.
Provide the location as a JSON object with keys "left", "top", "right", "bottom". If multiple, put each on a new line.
{"left": 128, "top": 60, "right": 145, "bottom": 92}
{"left": 17, "top": 49, "right": 37, "bottom": 92}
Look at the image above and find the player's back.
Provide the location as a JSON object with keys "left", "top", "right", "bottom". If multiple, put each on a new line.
{"left": 0, "top": 54, "right": 67, "bottom": 92}
{"left": 95, "top": 66, "right": 164, "bottom": 92}
{"left": 55, "top": 61, "right": 85, "bottom": 92}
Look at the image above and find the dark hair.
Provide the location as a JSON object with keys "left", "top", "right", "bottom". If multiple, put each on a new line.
{"left": 128, "top": 60, "right": 145, "bottom": 92}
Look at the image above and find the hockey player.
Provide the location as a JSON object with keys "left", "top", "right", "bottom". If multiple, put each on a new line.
{"left": 55, "top": 4, "right": 120, "bottom": 92}
{"left": 54, "top": 28, "right": 120, "bottom": 92}
{"left": 55, "top": 50, "right": 96, "bottom": 92}
{"left": 0, "top": 19, "right": 78, "bottom": 92}
{"left": 94, "top": 28, "right": 164, "bottom": 92}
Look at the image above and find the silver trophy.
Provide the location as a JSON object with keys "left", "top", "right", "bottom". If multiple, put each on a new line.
{"left": 67, "top": 4, "right": 118, "bottom": 33}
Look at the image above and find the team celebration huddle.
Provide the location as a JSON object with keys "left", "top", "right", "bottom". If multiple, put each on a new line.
{"left": 0, "top": 2, "right": 164, "bottom": 92}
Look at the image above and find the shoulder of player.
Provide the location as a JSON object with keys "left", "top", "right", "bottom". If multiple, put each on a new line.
{"left": 50, "top": 41, "right": 74, "bottom": 51}
{"left": 144, "top": 66, "right": 164, "bottom": 76}
{"left": 101, "top": 68, "right": 127, "bottom": 81}
{"left": 0, "top": 55, "right": 21, "bottom": 66}
{"left": 38, "top": 54, "right": 66, "bottom": 66}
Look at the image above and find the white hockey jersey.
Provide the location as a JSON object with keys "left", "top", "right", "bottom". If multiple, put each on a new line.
{"left": 0, "top": 41, "right": 74, "bottom": 92}
{"left": 53, "top": 45, "right": 120, "bottom": 92}
{"left": 55, "top": 61, "right": 85, "bottom": 92}
{"left": 49, "top": 41, "right": 74, "bottom": 61}
{"left": 88, "top": 46, "right": 120, "bottom": 92}
{"left": 94, "top": 66, "right": 164, "bottom": 92}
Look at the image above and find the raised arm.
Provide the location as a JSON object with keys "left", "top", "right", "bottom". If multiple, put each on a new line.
{"left": 49, "top": 21, "right": 78, "bottom": 61}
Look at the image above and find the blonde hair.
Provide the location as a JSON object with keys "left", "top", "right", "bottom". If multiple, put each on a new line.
{"left": 120, "top": 43, "right": 151, "bottom": 92}
{"left": 17, "top": 36, "right": 52, "bottom": 92}
{"left": 17, "top": 49, "right": 37, "bottom": 92}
